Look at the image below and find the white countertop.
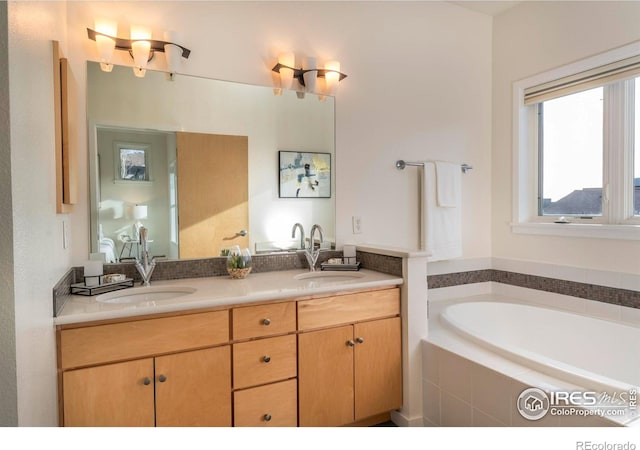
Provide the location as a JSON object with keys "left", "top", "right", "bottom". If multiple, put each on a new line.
{"left": 55, "top": 269, "right": 403, "bottom": 326}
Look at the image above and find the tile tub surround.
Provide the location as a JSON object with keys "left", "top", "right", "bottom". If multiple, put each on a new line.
{"left": 53, "top": 250, "right": 402, "bottom": 317}
{"left": 422, "top": 342, "right": 618, "bottom": 427}
{"left": 428, "top": 269, "right": 640, "bottom": 310}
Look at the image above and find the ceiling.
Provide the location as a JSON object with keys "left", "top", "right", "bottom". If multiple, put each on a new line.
{"left": 450, "top": 1, "right": 522, "bottom": 16}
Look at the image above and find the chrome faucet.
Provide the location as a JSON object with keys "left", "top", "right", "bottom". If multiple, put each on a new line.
{"left": 291, "top": 223, "right": 305, "bottom": 250}
{"left": 135, "top": 226, "right": 158, "bottom": 286}
{"left": 304, "top": 224, "right": 325, "bottom": 271}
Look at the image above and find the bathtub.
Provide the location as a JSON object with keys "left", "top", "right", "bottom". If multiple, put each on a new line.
{"left": 441, "top": 301, "right": 639, "bottom": 395}
{"left": 424, "top": 296, "right": 640, "bottom": 426}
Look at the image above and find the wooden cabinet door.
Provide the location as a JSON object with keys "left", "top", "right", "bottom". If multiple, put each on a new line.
{"left": 155, "top": 346, "right": 231, "bottom": 427}
{"left": 298, "top": 326, "right": 354, "bottom": 427}
{"left": 354, "top": 317, "right": 402, "bottom": 421}
{"left": 63, "top": 358, "right": 154, "bottom": 427}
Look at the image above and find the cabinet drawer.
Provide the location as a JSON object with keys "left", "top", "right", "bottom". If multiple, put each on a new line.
{"left": 297, "top": 288, "right": 400, "bottom": 331}
{"left": 232, "top": 302, "right": 296, "bottom": 340}
{"left": 233, "top": 334, "right": 296, "bottom": 389}
{"left": 60, "top": 310, "right": 229, "bottom": 369}
{"left": 234, "top": 379, "right": 297, "bottom": 427}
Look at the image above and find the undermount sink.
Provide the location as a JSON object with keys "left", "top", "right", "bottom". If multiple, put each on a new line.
{"left": 95, "top": 286, "right": 197, "bottom": 304}
{"left": 294, "top": 271, "right": 366, "bottom": 282}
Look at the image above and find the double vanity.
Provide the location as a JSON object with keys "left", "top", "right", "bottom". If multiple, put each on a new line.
{"left": 57, "top": 59, "right": 410, "bottom": 428}
{"left": 55, "top": 268, "right": 403, "bottom": 427}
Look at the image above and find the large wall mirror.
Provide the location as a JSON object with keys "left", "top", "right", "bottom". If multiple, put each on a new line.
{"left": 87, "top": 62, "right": 336, "bottom": 261}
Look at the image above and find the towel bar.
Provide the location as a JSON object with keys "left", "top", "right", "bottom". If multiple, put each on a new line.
{"left": 395, "top": 160, "right": 473, "bottom": 173}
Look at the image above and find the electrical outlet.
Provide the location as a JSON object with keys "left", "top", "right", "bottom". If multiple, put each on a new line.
{"left": 352, "top": 216, "right": 362, "bottom": 234}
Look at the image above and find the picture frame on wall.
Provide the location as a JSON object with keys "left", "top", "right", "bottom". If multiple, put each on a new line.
{"left": 278, "top": 151, "right": 331, "bottom": 198}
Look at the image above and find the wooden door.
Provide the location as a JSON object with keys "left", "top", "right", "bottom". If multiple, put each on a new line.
{"left": 155, "top": 346, "right": 232, "bottom": 427}
{"left": 298, "top": 326, "right": 354, "bottom": 426}
{"left": 63, "top": 358, "right": 154, "bottom": 426}
{"left": 354, "top": 317, "right": 402, "bottom": 421}
{"left": 176, "top": 132, "right": 249, "bottom": 258}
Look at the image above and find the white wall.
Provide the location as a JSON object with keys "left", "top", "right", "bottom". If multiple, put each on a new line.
{"left": 493, "top": 1, "right": 640, "bottom": 274}
{"left": 7, "top": 1, "right": 70, "bottom": 425}
{"left": 67, "top": 0, "right": 493, "bottom": 263}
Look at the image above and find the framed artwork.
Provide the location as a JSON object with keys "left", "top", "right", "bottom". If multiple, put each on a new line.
{"left": 278, "top": 151, "right": 331, "bottom": 198}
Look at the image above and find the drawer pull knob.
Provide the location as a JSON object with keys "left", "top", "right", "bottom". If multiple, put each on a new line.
{"left": 143, "top": 377, "right": 151, "bottom": 386}
{"left": 158, "top": 375, "right": 167, "bottom": 383}
{"left": 356, "top": 337, "right": 364, "bottom": 344}
{"left": 264, "top": 414, "right": 272, "bottom": 422}
{"left": 346, "top": 340, "right": 355, "bottom": 347}
{"left": 262, "top": 356, "right": 271, "bottom": 363}
{"left": 263, "top": 318, "right": 271, "bottom": 326}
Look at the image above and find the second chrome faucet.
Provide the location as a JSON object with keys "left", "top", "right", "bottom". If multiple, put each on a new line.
{"left": 291, "top": 223, "right": 325, "bottom": 271}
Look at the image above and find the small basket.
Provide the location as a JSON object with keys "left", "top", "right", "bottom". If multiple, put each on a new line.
{"left": 227, "top": 267, "right": 252, "bottom": 279}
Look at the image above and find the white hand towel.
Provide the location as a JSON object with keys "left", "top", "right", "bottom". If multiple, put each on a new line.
{"left": 435, "top": 161, "right": 460, "bottom": 208}
{"left": 422, "top": 162, "right": 462, "bottom": 261}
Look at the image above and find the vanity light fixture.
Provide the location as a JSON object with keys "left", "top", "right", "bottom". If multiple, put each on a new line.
{"left": 272, "top": 55, "right": 347, "bottom": 97}
{"left": 87, "top": 25, "right": 191, "bottom": 78}
{"left": 93, "top": 19, "right": 117, "bottom": 72}
{"left": 130, "top": 26, "right": 152, "bottom": 78}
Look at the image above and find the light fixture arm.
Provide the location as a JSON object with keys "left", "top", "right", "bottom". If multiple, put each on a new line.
{"left": 87, "top": 28, "right": 191, "bottom": 59}
{"left": 272, "top": 63, "right": 347, "bottom": 87}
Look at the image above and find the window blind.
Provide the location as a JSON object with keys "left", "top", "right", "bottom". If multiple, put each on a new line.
{"left": 523, "top": 54, "right": 640, "bottom": 105}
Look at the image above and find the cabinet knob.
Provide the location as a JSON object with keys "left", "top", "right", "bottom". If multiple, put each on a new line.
{"left": 263, "top": 414, "right": 272, "bottom": 422}
{"left": 158, "top": 375, "right": 167, "bottom": 383}
{"left": 346, "top": 340, "right": 355, "bottom": 347}
{"left": 143, "top": 377, "right": 151, "bottom": 386}
{"left": 262, "top": 318, "right": 271, "bottom": 326}
{"left": 262, "top": 355, "right": 271, "bottom": 363}
{"left": 356, "top": 337, "right": 364, "bottom": 344}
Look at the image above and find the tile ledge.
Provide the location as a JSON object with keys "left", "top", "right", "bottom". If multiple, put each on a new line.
{"left": 356, "top": 244, "right": 431, "bottom": 259}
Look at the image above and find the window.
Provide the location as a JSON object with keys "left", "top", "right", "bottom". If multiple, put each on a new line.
{"left": 513, "top": 42, "right": 640, "bottom": 239}
{"left": 538, "top": 87, "right": 604, "bottom": 217}
{"left": 113, "top": 142, "right": 152, "bottom": 183}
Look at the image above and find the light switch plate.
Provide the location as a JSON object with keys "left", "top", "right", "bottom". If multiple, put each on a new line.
{"left": 352, "top": 216, "right": 362, "bottom": 234}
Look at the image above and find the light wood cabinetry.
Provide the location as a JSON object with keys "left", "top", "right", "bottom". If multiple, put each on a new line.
{"left": 57, "top": 285, "right": 401, "bottom": 427}
{"left": 233, "top": 334, "right": 297, "bottom": 389}
{"left": 155, "top": 346, "right": 231, "bottom": 427}
{"left": 232, "top": 301, "right": 296, "bottom": 340}
{"left": 232, "top": 302, "right": 298, "bottom": 427}
{"left": 298, "top": 288, "right": 401, "bottom": 427}
{"left": 62, "top": 346, "right": 231, "bottom": 427}
{"left": 234, "top": 379, "right": 298, "bottom": 427}
{"left": 63, "top": 358, "right": 155, "bottom": 427}
{"left": 59, "top": 311, "right": 232, "bottom": 427}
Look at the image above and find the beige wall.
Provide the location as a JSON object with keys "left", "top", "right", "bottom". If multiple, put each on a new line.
{"left": 67, "top": 1, "right": 493, "bottom": 260}
{"left": 0, "top": 0, "right": 17, "bottom": 427}
{"left": 7, "top": 1, "right": 492, "bottom": 424}
{"left": 492, "top": 1, "right": 640, "bottom": 273}
{"left": 7, "top": 1, "right": 70, "bottom": 425}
